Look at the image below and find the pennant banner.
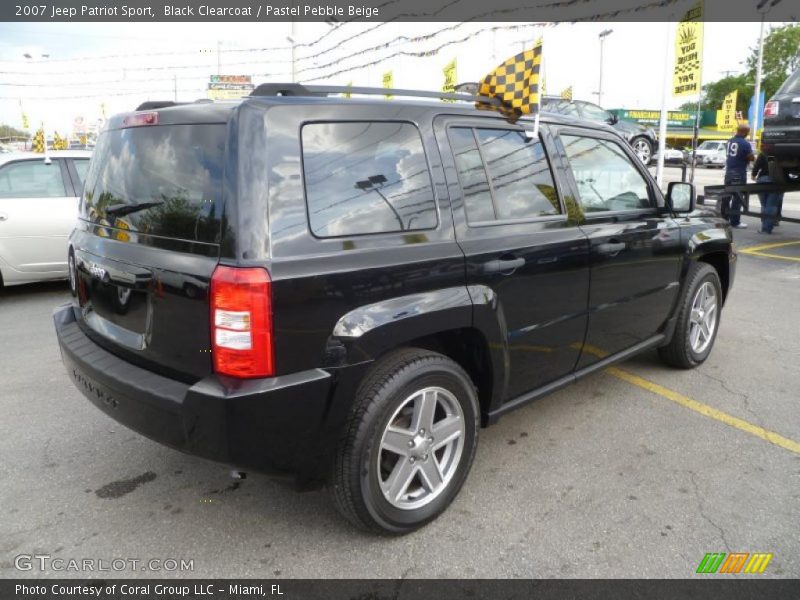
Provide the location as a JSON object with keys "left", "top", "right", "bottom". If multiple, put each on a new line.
{"left": 672, "top": 2, "right": 704, "bottom": 97}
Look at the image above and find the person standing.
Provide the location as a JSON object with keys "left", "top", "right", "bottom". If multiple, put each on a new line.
{"left": 723, "top": 124, "right": 755, "bottom": 229}
{"left": 751, "top": 151, "right": 783, "bottom": 234}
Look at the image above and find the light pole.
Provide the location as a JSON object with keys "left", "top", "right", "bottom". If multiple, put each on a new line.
{"left": 354, "top": 175, "right": 404, "bottom": 230}
{"left": 597, "top": 29, "right": 613, "bottom": 106}
{"left": 751, "top": 0, "right": 782, "bottom": 144}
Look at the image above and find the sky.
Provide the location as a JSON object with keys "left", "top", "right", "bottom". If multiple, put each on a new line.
{"left": 0, "top": 20, "right": 775, "bottom": 135}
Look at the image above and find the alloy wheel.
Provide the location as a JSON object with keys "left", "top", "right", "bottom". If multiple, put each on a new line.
{"left": 377, "top": 386, "right": 465, "bottom": 510}
{"left": 689, "top": 281, "right": 717, "bottom": 354}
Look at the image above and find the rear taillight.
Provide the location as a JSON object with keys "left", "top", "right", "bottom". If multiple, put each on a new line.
{"left": 210, "top": 265, "right": 274, "bottom": 378}
{"left": 122, "top": 112, "right": 159, "bottom": 127}
{"left": 764, "top": 101, "right": 779, "bottom": 118}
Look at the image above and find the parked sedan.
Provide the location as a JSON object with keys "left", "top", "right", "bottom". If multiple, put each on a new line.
{"left": 651, "top": 145, "right": 686, "bottom": 165}
{"left": 0, "top": 151, "right": 91, "bottom": 287}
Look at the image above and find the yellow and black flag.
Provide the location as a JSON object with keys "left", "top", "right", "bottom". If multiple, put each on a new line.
{"left": 477, "top": 39, "right": 542, "bottom": 120}
{"left": 560, "top": 86, "right": 573, "bottom": 101}
{"left": 32, "top": 127, "right": 46, "bottom": 153}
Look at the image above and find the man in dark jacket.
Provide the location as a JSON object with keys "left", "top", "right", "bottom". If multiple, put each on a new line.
{"left": 752, "top": 152, "right": 783, "bottom": 234}
{"left": 723, "top": 124, "right": 755, "bottom": 229}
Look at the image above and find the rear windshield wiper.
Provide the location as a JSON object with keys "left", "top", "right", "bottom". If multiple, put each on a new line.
{"left": 104, "top": 201, "right": 163, "bottom": 218}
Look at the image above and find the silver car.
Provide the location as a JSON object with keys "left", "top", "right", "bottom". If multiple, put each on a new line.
{"left": 0, "top": 151, "right": 91, "bottom": 287}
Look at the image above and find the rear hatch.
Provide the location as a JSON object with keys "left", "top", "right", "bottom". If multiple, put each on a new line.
{"left": 764, "top": 68, "right": 800, "bottom": 138}
{"left": 72, "top": 116, "right": 227, "bottom": 381}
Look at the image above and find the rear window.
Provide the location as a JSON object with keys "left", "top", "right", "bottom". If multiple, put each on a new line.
{"left": 776, "top": 67, "right": 800, "bottom": 95}
{"left": 82, "top": 124, "right": 225, "bottom": 243}
{"left": 301, "top": 121, "right": 438, "bottom": 237}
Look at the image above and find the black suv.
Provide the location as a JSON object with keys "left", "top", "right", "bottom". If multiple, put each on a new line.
{"left": 762, "top": 66, "right": 800, "bottom": 183}
{"left": 542, "top": 96, "right": 657, "bottom": 165}
{"left": 54, "top": 84, "right": 735, "bottom": 534}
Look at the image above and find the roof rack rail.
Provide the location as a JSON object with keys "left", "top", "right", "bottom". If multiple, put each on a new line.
{"left": 249, "top": 82, "right": 501, "bottom": 107}
{"left": 135, "top": 100, "right": 185, "bottom": 111}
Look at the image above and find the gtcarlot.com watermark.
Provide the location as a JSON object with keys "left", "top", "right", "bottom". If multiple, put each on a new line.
{"left": 14, "top": 554, "right": 194, "bottom": 573}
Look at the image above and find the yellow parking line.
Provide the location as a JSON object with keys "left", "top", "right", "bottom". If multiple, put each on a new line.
{"left": 739, "top": 240, "right": 800, "bottom": 254}
{"left": 741, "top": 251, "right": 800, "bottom": 262}
{"left": 606, "top": 366, "right": 800, "bottom": 456}
{"left": 739, "top": 239, "right": 800, "bottom": 261}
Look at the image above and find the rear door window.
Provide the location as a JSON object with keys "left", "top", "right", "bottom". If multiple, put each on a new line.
{"left": 72, "top": 159, "right": 90, "bottom": 187}
{"left": 449, "top": 126, "right": 561, "bottom": 223}
{"left": 301, "top": 121, "right": 437, "bottom": 237}
{"left": 0, "top": 160, "right": 67, "bottom": 198}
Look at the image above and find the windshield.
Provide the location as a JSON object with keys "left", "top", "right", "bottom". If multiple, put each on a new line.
{"left": 81, "top": 124, "right": 225, "bottom": 244}
{"left": 777, "top": 67, "right": 800, "bottom": 95}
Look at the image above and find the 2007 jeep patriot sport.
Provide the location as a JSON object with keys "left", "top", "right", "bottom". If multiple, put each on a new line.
{"left": 55, "top": 83, "right": 735, "bottom": 534}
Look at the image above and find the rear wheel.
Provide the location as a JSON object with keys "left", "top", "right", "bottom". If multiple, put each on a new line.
{"left": 659, "top": 263, "right": 722, "bottom": 369}
{"left": 331, "top": 348, "right": 479, "bottom": 535}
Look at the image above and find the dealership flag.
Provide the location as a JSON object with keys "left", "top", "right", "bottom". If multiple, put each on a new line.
{"left": 382, "top": 71, "right": 393, "bottom": 99}
{"left": 477, "top": 38, "right": 543, "bottom": 123}
{"left": 716, "top": 90, "right": 738, "bottom": 132}
{"left": 672, "top": 2, "right": 704, "bottom": 97}
{"left": 32, "top": 126, "right": 45, "bottom": 153}
{"left": 442, "top": 59, "right": 457, "bottom": 102}
{"left": 560, "top": 86, "right": 573, "bottom": 101}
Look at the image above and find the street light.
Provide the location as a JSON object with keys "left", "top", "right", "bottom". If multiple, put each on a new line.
{"left": 354, "top": 174, "right": 404, "bottom": 230}
{"left": 597, "top": 29, "right": 613, "bottom": 106}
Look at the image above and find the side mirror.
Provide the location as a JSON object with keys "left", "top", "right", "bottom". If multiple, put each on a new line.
{"left": 666, "top": 181, "right": 695, "bottom": 214}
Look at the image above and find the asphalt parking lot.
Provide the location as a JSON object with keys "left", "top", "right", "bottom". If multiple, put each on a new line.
{"left": 2, "top": 197, "right": 799, "bottom": 578}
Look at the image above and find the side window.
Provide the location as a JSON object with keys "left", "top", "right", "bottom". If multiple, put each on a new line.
{"left": 448, "top": 128, "right": 494, "bottom": 222}
{"left": 547, "top": 100, "right": 580, "bottom": 117}
{"left": 561, "top": 135, "right": 652, "bottom": 212}
{"left": 475, "top": 128, "right": 560, "bottom": 220}
{"left": 301, "top": 122, "right": 437, "bottom": 237}
{"left": 73, "top": 159, "right": 90, "bottom": 188}
{"left": 0, "top": 160, "right": 67, "bottom": 199}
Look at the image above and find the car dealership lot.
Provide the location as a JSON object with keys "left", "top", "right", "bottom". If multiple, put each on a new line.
{"left": 1, "top": 222, "right": 799, "bottom": 579}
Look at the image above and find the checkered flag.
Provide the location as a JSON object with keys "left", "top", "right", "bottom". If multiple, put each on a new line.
{"left": 32, "top": 127, "right": 46, "bottom": 153}
{"left": 477, "top": 39, "right": 542, "bottom": 120}
{"left": 560, "top": 86, "right": 573, "bottom": 101}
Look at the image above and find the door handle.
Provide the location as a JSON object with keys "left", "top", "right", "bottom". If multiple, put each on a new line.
{"left": 0, "top": 212, "right": 8, "bottom": 222}
{"left": 483, "top": 257, "right": 525, "bottom": 274}
{"left": 597, "top": 241, "right": 626, "bottom": 256}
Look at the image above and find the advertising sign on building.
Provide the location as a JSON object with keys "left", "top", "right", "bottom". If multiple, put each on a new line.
{"left": 207, "top": 74, "right": 254, "bottom": 100}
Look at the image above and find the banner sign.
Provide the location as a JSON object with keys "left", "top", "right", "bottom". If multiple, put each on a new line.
{"left": 207, "top": 75, "right": 253, "bottom": 100}
{"left": 442, "top": 59, "right": 457, "bottom": 101}
{"left": 672, "top": 2, "right": 703, "bottom": 97}
{"left": 716, "top": 90, "right": 738, "bottom": 132}
{"left": 382, "top": 70, "right": 393, "bottom": 98}
{"left": 617, "top": 109, "right": 697, "bottom": 127}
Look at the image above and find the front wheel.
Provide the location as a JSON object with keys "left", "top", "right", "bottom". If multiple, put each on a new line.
{"left": 631, "top": 136, "right": 653, "bottom": 165}
{"left": 659, "top": 263, "right": 723, "bottom": 369}
{"left": 331, "top": 348, "right": 479, "bottom": 535}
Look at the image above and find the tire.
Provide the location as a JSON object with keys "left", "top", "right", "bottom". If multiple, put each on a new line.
{"left": 659, "top": 263, "right": 723, "bottom": 369}
{"left": 631, "top": 136, "right": 653, "bottom": 165}
{"left": 331, "top": 348, "right": 479, "bottom": 535}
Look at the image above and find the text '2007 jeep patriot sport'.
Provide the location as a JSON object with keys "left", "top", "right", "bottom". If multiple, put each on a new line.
{"left": 55, "top": 83, "right": 735, "bottom": 534}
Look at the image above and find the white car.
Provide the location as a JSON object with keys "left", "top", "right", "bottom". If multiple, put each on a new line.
{"left": 0, "top": 151, "right": 91, "bottom": 287}
{"left": 651, "top": 145, "right": 686, "bottom": 164}
{"left": 689, "top": 140, "right": 727, "bottom": 168}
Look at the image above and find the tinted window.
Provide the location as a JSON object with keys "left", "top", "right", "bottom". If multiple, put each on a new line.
{"left": 561, "top": 135, "right": 651, "bottom": 212}
{"left": 545, "top": 100, "right": 579, "bottom": 117}
{"left": 82, "top": 124, "right": 225, "bottom": 243}
{"left": 579, "top": 102, "right": 612, "bottom": 122}
{"left": 0, "top": 160, "right": 66, "bottom": 198}
{"left": 476, "top": 128, "right": 560, "bottom": 220}
{"left": 448, "top": 128, "right": 494, "bottom": 222}
{"left": 302, "top": 122, "right": 437, "bottom": 237}
{"left": 73, "top": 159, "right": 90, "bottom": 187}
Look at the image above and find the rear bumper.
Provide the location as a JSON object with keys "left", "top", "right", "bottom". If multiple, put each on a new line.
{"left": 54, "top": 304, "right": 364, "bottom": 486}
